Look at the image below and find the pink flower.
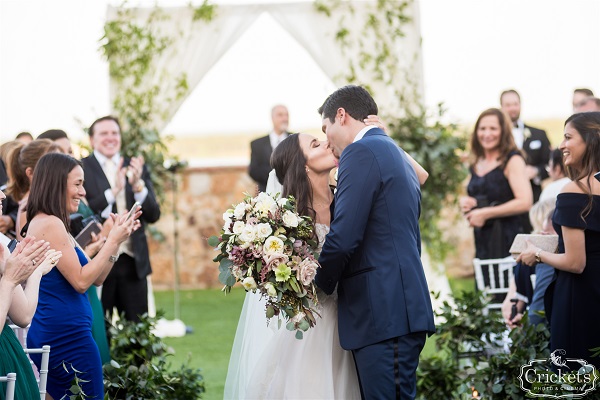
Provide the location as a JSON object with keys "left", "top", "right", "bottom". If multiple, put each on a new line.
{"left": 264, "top": 253, "right": 289, "bottom": 271}
{"left": 297, "top": 259, "right": 319, "bottom": 286}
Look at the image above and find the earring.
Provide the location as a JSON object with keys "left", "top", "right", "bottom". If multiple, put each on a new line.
{"left": 306, "top": 167, "right": 310, "bottom": 174}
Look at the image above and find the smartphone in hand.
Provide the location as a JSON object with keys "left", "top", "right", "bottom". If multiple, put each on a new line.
{"left": 127, "top": 202, "right": 141, "bottom": 221}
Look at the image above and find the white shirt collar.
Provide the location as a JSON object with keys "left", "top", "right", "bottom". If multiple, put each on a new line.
{"left": 94, "top": 150, "right": 121, "bottom": 167}
{"left": 353, "top": 125, "right": 377, "bottom": 143}
{"left": 269, "top": 131, "right": 288, "bottom": 149}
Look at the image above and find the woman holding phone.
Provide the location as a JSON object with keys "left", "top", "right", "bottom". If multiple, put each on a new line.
{"left": 26, "top": 153, "right": 141, "bottom": 399}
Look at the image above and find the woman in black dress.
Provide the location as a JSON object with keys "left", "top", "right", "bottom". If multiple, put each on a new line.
{"left": 519, "top": 111, "right": 600, "bottom": 368}
{"left": 460, "top": 108, "right": 533, "bottom": 259}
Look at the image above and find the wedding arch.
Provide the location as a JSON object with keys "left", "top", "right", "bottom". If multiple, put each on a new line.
{"left": 104, "top": 0, "right": 424, "bottom": 133}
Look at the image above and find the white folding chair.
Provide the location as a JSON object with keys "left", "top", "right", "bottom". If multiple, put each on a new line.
{"left": 0, "top": 372, "right": 16, "bottom": 400}
{"left": 473, "top": 256, "right": 516, "bottom": 313}
{"left": 23, "top": 345, "right": 51, "bottom": 400}
{"left": 7, "top": 323, "right": 28, "bottom": 348}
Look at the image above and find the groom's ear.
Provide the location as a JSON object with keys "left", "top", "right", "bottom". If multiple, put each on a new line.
{"left": 336, "top": 108, "right": 346, "bottom": 125}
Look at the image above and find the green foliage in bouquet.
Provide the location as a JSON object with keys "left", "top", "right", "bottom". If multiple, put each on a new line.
{"left": 387, "top": 104, "right": 468, "bottom": 262}
{"left": 103, "top": 312, "right": 205, "bottom": 399}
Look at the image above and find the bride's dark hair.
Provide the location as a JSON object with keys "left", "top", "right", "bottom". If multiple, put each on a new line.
{"left": 270, "top": 134, "right": 316, "bottom": 228}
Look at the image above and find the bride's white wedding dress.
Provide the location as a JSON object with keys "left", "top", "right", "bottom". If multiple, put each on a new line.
{"left": 224, "top": 224, "right": 361, "bottom": 399}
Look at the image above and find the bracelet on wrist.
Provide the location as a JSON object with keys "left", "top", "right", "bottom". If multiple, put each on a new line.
{"left": 535, "top": 248, "right": 542, "bottom": 264}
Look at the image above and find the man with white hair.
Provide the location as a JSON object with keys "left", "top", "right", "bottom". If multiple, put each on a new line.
{"left": 249, "top": 105, "right": 290, "bottom": 193}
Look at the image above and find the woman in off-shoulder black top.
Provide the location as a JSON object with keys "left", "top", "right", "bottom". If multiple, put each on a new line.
{"left": 519, "top": 111, "right": 600, "bottom": 368}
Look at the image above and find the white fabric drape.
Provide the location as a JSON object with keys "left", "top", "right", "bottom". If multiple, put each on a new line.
{"left": 107, "top": 4, "right": 264, "bottom": 131}
{"left": 107, "top": 1, "right": 423, "bottom": 129}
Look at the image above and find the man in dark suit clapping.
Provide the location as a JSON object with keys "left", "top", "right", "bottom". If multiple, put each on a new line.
{"left": 248, "top": 104, "right": 289, "bottom": 193}
{"left": 82, "top": 116, "right": 161, "bottom": 322}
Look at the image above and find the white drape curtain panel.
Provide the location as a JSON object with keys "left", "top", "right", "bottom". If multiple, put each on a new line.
{"left": 106, "top": 1, "right": 422, "bottom": 131}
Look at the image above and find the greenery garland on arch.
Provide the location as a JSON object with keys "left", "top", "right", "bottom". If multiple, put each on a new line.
{"left": 315, "top": 0, "right": 468, "bottom": 261}
{"left": 99, "top": 1, "right": 216, "bottom": 201}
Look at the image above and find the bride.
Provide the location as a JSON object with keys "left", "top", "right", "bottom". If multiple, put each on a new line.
{"left": 224, "top": 123, "right": 428, "bottom": 399}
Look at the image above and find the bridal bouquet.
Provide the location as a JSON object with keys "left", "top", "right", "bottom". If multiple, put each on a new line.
{"left": 209, "top": 192, "right": 321, "bottom": 339}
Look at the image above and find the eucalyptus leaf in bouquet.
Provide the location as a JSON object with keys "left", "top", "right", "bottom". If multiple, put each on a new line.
{"left": 208, "top": 192, "right": 321, "bottom": 338}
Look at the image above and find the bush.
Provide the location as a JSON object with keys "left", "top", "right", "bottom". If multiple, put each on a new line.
{"left": 103, "top": 312, "right": 205, "bottom": 399}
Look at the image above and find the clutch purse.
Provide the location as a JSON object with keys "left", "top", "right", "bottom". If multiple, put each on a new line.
{"left": 509, "top": 234, "right": 559, "bottom": 255}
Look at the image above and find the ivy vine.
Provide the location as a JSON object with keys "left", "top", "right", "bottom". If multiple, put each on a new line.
{"left": 315, "top": 0, "right": 467, "bottom": 261}
{"left": 99, "top": 2, "right": 216, "bottom": 201}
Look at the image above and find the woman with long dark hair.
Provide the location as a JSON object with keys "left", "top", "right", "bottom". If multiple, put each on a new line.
{"left": 518, "top": 112, "right": 600, "bottom": 367}
{"left": 25, "top": 153, "right": 140, "bottom": 399}
{"left": 226, "top": 133, "right": 359, "bottom": 399}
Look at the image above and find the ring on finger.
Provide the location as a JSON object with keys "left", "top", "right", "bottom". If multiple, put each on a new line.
{"left": 32, "top": 260, "right": 37, "bottom": 266}
{"left": 50, "top": 258, "right": 57, "bottom": 265}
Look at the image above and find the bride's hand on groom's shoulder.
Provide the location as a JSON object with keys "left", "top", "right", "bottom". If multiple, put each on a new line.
{"left": 364, "top": 115, "right": 386, "bottom": 133}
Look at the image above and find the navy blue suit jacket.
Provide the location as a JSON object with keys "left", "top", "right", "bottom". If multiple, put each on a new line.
{"left": 315, "top": 128, "right": 435, "bottom": 350}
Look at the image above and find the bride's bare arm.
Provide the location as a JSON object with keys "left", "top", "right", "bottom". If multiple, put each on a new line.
{"left": 364, "top": 115, "right": 429, "bottom": 185}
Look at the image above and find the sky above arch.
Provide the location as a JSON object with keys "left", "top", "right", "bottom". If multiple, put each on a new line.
{"left": 0, "top": 0, "right": 598, "bottom": 142}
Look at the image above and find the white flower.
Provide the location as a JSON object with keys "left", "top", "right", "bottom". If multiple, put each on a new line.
{"left": 263, "top": 236, "right": 285, "bottom": 256}
{"left": 264, "top": 282, "right": 277, "bottom": 297}
{"left": 297, "top": 259, "right": 319, "bottom": 286}
{"left": 256, "top": 223, "right": 273, "bottom": 239}
{"left": 291, "top": 312, "right": 306, "bottom": 324}
{"left": 282, "top": 210, "right": 299, "bottom": 228}
{"left": 277, "top": 197, "right": 288, "bottom": 207}
{"left": 232, "top": 221, "right": 245, "bottom": 235}
{"left": 234, "top": 202, "right": 247, "bottom": 219}
{"left": 223, "top": 217, "right": 232, "bottom": 234}
{"left": 223, "top": 209, "right": 234, "bottom": 221}
{"left": 255, "top": 193, "right": 278, "bottom": 217}
{"left": 239, "top": 225, "right": 257, "bottom": 244}
{"left": 242, "top": 277, "right": 257, "bottom": 291}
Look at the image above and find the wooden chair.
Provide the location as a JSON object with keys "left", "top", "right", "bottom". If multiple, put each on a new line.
{"left": 0, "top": 372, "right": 16, "bottom": 400}
{"left": 473, "top": 256, "right": 516, "bottom": 313}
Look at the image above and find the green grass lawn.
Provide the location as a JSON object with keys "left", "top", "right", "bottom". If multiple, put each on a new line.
{"left": 153, "top": 278, "right": 475, "bottom": 399}
{"left": 154, "top": 288, "right": 246, "bottom": 400}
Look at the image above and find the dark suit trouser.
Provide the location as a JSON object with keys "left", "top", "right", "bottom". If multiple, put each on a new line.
{"left": 101, "top": 254, "right": 148, "bottom": 323}
{"left": 352, "top": 332, "right": 427, "bottom": 400}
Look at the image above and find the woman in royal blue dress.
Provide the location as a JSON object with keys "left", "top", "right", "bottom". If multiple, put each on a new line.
{"left": 519, "top": 111, "right": 600, "bottom": 368}
{"left": 25, "top": 153, "right": 140, "bottom": 399}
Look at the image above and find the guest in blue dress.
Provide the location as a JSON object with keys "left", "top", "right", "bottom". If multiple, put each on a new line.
{"left": 518, "top": 111, "right": 600, "bottom": 368}
{"left": 25, "top": 153, "right": 140, "bottom": 399}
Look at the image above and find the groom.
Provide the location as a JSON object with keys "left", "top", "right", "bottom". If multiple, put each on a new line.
{"left": 315, "top": 85, "right": 435, "bottom": 399}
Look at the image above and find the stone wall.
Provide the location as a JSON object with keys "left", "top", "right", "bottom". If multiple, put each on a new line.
{"left": 148, "top": 166, "right": 476, "bottom": 289}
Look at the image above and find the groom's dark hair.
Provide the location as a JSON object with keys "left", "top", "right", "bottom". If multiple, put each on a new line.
{"left": 318, "top": 85, "right": 378, "bottom": 123}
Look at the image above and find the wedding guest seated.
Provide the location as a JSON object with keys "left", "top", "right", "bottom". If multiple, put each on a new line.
{"left": 539, "top": 149, "right": 570, "bottom": 202}
{"left": 501, "top": 198, "right": 556, "bottom": 328}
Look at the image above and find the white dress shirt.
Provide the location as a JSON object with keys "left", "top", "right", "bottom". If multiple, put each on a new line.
{"left": 353, "top": 125, "right": 377, "bottom": 143}
{"left": 269, "top": 131, "right": 288, "bottom": 150}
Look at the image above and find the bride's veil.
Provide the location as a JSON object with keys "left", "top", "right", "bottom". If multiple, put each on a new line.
{"left": 265, "top": 169, "right": 283, "bottom": 195}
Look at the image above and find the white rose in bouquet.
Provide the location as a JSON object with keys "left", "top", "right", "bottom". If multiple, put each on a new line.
{"left": 234, "top": 202, "right": 247, "bottom": 219}
{"left": 282, "top": 210, "right": 299, "bottom": 228}
{"left": 239, "top": 224, "right": 257, "bottom": 245}
{"left": 256, "top": 223, "right": 273, "bottom": 239}
{"left": 232, "top": 221, "right": 245, "bottom": 235}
